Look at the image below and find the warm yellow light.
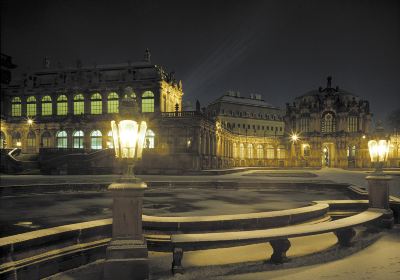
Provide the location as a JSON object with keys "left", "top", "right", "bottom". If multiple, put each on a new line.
{"left": 111, "top": 120, "right": 147, "bottom": 159}
{"left": 323, "top": 147, "right": 327, "bottom": 153}
{"left": 362, "top": 135, "right": 366, "bottom": 139}
{"left": 290, "top": 133, "right": 299, "bottom": 142}
{"left": 136, "top": 121, "right": 148, "bottom": 159}
{"left": 368, "top": 140, "right": 390, "bottom": 163}
{"left": 27, "top": 119, "right": 33, "bottom": 125}
{"left": 16, "top": 141, "right": 22, "bottom": 147}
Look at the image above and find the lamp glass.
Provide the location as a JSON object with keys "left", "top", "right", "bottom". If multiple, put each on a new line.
{"left": 368, "top": 139, "right": 390, "bottom": 163}
{"left": 111, "top": 120, "right": 147, "bottom": 159}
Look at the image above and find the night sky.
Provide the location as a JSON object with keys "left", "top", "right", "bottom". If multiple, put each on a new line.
{"left": 1, "top": 0, "right": 399, "bottom": 122}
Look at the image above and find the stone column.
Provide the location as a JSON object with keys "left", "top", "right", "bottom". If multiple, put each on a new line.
{"left": 103, "top": 177, "right": 149, "bottom": 280}
{"left": 366, "top": 175, "right": 394, "bottom": 228}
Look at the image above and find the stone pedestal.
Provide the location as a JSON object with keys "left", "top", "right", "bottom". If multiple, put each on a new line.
{"left": 103, "top": 177, "right": 149, "bottom": 280}
{"left": 366, "top": 175, "right": 394, "bottom": 229}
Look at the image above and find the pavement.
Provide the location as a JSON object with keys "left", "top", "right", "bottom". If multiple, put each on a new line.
{"left": 1, "top": 168, "right": 399, "bottom": 196}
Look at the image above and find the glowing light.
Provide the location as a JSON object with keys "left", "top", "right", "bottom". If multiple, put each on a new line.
{"left": 362, "top": 135, "right": 366, "bottom": 139}
{"left": 368, "top": 140, "right": 390, "bottom": 163}
{"left": 111, "top": 120, "right": 147, "bottom": 159}
{"left": 27, "top": 119, "right": 33, "bottom": 125}
{"left": 290, "top": 133, "right": 299, "bottom": 143}
{"left": 16, "top": 141, "right": 22, "bottom": 147}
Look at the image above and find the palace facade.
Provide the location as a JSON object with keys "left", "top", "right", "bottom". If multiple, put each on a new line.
{"left": 1, "top": 53, "right": 399, "bottom": 174}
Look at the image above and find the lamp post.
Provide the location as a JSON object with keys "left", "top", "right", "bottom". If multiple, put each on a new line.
{"left": 290, "top": 132, "right": 299, "bottom": 167}
{"left": 366, "top": 124, "right": 393, "bottom": 228}
{"left": 103, "top": 96, "right": 149, "bottom": 280}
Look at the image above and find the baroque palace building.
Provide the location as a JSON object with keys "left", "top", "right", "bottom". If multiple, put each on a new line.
{"left": 1, "top": 52, "right": 399, "bottom": 174}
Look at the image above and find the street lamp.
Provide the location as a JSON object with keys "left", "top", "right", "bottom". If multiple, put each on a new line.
{"left": 104, "top": 95, "right": 149, "bottom": 280}
{"left": 368, "top": 139, "right": 390, "bottom": 174}
{"left": 111, "top": 119, "right": 147, "bottom": 175}
{"left": 366, "top": 123, "right": 393, "bottom": 228}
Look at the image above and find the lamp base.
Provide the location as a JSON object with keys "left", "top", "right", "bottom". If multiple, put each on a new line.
{"left": 103, "top": 239, "right": 149, "bottom": 280}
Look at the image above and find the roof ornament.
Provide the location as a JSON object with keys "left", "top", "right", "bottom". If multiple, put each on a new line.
{"left": 327, "top": 76, "right": 332, "bottom": 88}
{"left": 144, "top": 48, "right": 151, "bottom": 63}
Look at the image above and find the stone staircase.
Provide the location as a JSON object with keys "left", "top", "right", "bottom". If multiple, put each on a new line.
{"left": 0, "top": 149, "right": 40, "bottom": 174}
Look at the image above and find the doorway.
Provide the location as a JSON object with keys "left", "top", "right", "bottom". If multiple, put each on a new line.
{"left": 322, "top": 145, "right": 330, "bottom": 167}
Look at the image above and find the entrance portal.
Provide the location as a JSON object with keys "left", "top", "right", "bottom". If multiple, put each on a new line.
{"left": 322, "top": 146, "right": 330, "bottom": 167}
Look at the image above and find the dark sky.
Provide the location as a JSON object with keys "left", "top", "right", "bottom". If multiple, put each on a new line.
{"left": 1, "top": 0, "right": 399, "bottom": 122}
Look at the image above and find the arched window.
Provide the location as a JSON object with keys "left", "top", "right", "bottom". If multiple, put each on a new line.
{"left": 266, "top": 144, "right": 275, "bottom": 159}
{"left": 239, "top": 143, "right": 245, "bottom": 159}
{"left": 321, "top": 112, "right": 336, "bottom": 133}
{"left": 145, "top": 129, "right": 155, "bottom": 148}
{"left": 247, "top": 144, "right": 253, "bottom": 159}
{"left": 57, "top": 95, "right": 68, "bottom": 115}
{"left": 41, "top": 131, "right": 52, "bottom": 148}
{"left": 11, "top": 97, "right": 22, "bottom": 117}
{"left": 257, "top": 144, "right": 264, "bottom": 159}
{"left": 90, "top": 130, "right": 102, "bottom": 149}
{"left": 233, "top": 143, "right": 237, "bottom": 158}
{"left": 12, "top": 132, "right": 21, "bottom": 147}
{"left": 0, "top": 131, "right": 5, "bottom": 149}
{"left": 27, "top": 96, "right": 37, "bottom": 116}
{"left": 74, "top": 94, "right": 85, "bottom": 115}
{"left": 73, "top": 130, "right": 84, "bottom": 148}
{"left": 107, "top": 130, "right": 114, "bottom": 148}
{"left": 141, "top": 91, "right": 154, "bottom": 112}
{"left": 27, "top": 131, "right": 36, "bottom": 150}
{"left": 107, "top": 92, "right": 119, "bottom": 113}
{"left": 90, "top": 93, "right": 102, "bottom": 114}
{"left": 277, "top": 145, "right": 286, "bottom": 159}
{"left": 41, "top": 96, "right": 52, "bottom": 116}
{"left": 56, "top": 131, "right": 68, "bottom": 148}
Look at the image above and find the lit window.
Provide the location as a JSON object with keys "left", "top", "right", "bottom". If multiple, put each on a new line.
{"left": 90, "top": 130, "right": 102, "bottom": 149}
{"left": 247, "top": 144, "right": 253, "bottom": 159}
{"left": 41, "top": 96, "right": 53, "bottom": 116}
{"left": 142, "top": 91, "right": 154, "bottom": 112}
{"left": 27, "top": 131, "right": 36, "bottom": 149}
{"left": 277, "top": 145, "right": 286, "bottom": 159}
{"left": 239, "top": 143, "right": 245, "bottom": 159}
{"left": 41, "top": 131, "right": 52, "bottom": 148}
{"left": 12, "top": 132, "right": 21, "bottom": 147}
{"left": 107, "top": 130, "right": 113, "bottom": 148}
{"left": 347, "top": 116, "right": 358, "bottom": 132}
{"left": 257, "top": 144, "right": 264, "bottom": 159}
{"left": 266, "top": 144, "right": 275, "bottom": 159}
{"left": 91, "top": 93, "right": 102, "bottom": 114}
{"left": 57, "top": 95, "right": 68, "bottom": 115}
{"left": 107, "top": 92, "right": 119, "bottom": 113}
{"left": 27, "top": 96, "right": 37, "bottom": 117}
{"left": 74, "top": 94, "right": 85, "bottom": 115}
{"left": 300, "top": 118, "right": 309, "bottom": 132}
{"left": 73, "top": 130, "right": 84, "bottom": 148}
{"left": 56, "top": 131, "right": 68, "bottom": 148}
{"left": 11, "top": 97, "right": 22, "bottom": 117}
{"left": 322, "top": 112, "right": 336, "bottom": 133}
{"left": 145, "top": 129, "right": 155, "bottom": 148}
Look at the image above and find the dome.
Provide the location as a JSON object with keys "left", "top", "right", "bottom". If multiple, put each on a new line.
{"left": 297, "top": 76, "right": 358, "bottom": 99}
